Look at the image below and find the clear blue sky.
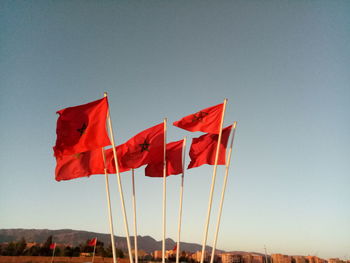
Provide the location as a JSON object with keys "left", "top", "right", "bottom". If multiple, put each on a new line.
{"left": 1, "top": 0, "right": 349, "bottom": 260}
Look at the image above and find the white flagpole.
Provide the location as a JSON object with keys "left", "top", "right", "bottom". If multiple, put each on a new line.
{"left": 209, "top": 122, "right": 237, "bottom": 263}
{"left": 92, "top": 237, "right": 97, "bottom": 263}
{"left": 101, "top": 148, "right": 118, "bottom": 263}
{"left": 104, "top": 92, "right": 134, "bottom": 263}
{"left": 162, "top": 118, "right": 167, "bottom": 263}
{"left": 200, "top": 98, "right": 227, "bottom": 263}
{"left": 51, "top": 243, "right": 56, "bottom": 263}
{"left": 131, "top": 169, "right": 139, "bottom": 263}
{"left": 176, "top": 137, "right": 187, "bottom": 263}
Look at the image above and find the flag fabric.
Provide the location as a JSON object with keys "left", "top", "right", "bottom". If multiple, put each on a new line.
{"left": 173, "top": 244, "right": 177, "bottom": 252}
{"left": 55, "top": 147, "right": 129, "bottom": 181}
{"left": 105, "top": 145, "right": 131, "bottom": 174}
{"left": 188, "top": 125, "right": 232, "bottom": 169}
{"left": 87, "top": 238, "right": 97, "bottom": 246}
{"left": 119, "top": 123, "right": 164, "bottom": 169}
{"left": 53, "top": 97, "right": 111, "bottom": 157}
{"left": 55, "top": 148, "right": 105, "bottom": 181}
{"left": 145, "top": 140, "right": 183, "bottom": 178}
{"left": 50, "top": 243, "right": 56, "bottom": 250}
{"left": 173, "top": 103, "right": 224, "bottom": 134}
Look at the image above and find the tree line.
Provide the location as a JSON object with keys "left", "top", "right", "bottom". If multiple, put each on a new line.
{"left": 0, "top": 236, "right": 124, "bottom": 258}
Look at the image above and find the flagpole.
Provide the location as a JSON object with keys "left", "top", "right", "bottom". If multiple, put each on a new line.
{"left": 101, "top": 148, "right": 118, "bottom": 263}
{"left": 209, "top": 122, "right": 237, "bottom": 263}
{"left": 51, "top": 244, "right": 56, "bottom": 263}
{"left": 200, "top": 98, "right": 227, "bottom": 263}
{"left": 162, "top": 118, "right": 167, "bottom": 263}
{"left": 131, "top": 169, "right": 139, "bottom": 263}
{"left": 92, "top": 237, "right": 97, "bottom": 263}
{"left": 104, "top": 92, "right": 134, "bottom": 263}
{"left": 176, "top": 137, "right": 187, "bottom": 263}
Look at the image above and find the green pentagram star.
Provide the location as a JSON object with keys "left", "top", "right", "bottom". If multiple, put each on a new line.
{"left": 139, "top": 139, "right": 150, "bottom": 152}
{"left": 192, "top": 111, "right": 209, "bottom": 122}
{"left": 77, "top": 123, "right": 87, "bottom": 136}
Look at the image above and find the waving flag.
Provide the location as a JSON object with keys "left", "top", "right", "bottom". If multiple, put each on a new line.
{"left": 173, "top": 103, "right": 224, "bottom": 134}
{"left": 119, "top": 123, "right": 164, "bottom": 169}
{"left": 87, "top": 238, "right": 97, "bottom": 246}
{"left": 145, "top": 140, "right": 183, "bottom": 178}
{"left": 55, "top": 146, "right": 129, "bottom": 181}
{"left": 53, "top": 97, "right": 111, "bottom": 157}
{"left": 49, "top": 243, "right": 56, "bottom": 250}
{"left": 188, "top": 125, "right": 232, "bottom": 169}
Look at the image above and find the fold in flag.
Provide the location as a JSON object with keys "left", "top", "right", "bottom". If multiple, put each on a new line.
{"left": 119, "top": 123, "right": 164, "bottom": 169}
{"left": 106, "top": 144, "right": 131, "bottom": 174}
{"left": 145, "top": 140, "right": 183, "bottom": 178}
{"left": 50, "top": 243, "right": 56, "bottom": 250}
{"left": 53, "top": 97, "right": 111, "bottom": 157}
{"left": 87, "top": 238, "right": 97, "bottom": 246}
{"left": 188, "top": 125, "right": 232, "bottom": 169}
{"left": 173, "top": 103, "right": 224, "bottom": 134}
{"left": 55, "top": 147, "right": 129, "bottom": 181}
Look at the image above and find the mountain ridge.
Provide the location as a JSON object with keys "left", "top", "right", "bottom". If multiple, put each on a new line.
{"left": 0, "top": 228, "right": 221, "bottom": 254}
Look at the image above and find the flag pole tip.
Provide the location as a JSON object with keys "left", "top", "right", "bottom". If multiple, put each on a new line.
{"left": 104, "top": 92, "right": 108, "bottom": 97}
{"left": 233, "top": 121, "right": 237, "bottom": 128}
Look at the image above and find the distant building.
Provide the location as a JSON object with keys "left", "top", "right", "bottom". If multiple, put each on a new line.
{"left": 131, "top": 249, "right": 148, "bottom": 259}
{"left": 243, "top": 254, "right": 265, "bottom": 263}
{"left": 306, "top": 256, "right": 327, "bottom": 263}
{"left": 328, "top": 258, "right": 346, "bottom": 263}
{"left": 192, "top": 251, "right": 210, "bottom": 262}
{"left": 221, "top": 253, "right": 244, "bottom": 263}
{"left": 153, "top": 250, "right": 162, "bottom": 259}
{"left": 26, "top": 242, "right": 38, "bottom": 248}
{"left": 271, "top": 254, "right": 292, "bottom": 263}
{"left": 292, "top": 256, "right": 306, "bottom": 263}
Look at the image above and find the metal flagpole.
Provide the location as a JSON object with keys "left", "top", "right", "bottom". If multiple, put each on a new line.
{"left": 176, "top": 137, "right": 187, "bottom": 263}
{"left": 51, "top": 243, "right": 56, "bottom": 263}
{"left": 92, "top": 237, "right": 97, "bottom": 263}
{"left": 101, "top": 148, "right": 118, "bottom": 263}
{"left": 131, "top": 169, "right": 139, "bottom": 263}
{"left": 162, "top": 118, "right": 167, "bottom": 263}
{"left": 264, "top": 245, "right": 268, "bottom": 263}
{"left": 200, "top": 98, "right": 227, "bottom": 263}
{"left": 209, "top": 122, "right": 237, "bottom": 263}
{"left": 104, "top": 92, "right": 134, "bottom": 263}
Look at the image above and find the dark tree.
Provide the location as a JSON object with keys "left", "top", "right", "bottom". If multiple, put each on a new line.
{"left": 3, "top": 242, "right": 16, "bottom": 256}
{"left": 15, "top": 237, "right": 27, "bottom": 255}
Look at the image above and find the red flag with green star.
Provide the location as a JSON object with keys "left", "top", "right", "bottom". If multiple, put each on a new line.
{"left": 173, "top": 103, "right": 224, "bottom": 134}
{"left": 53, "top": 97, "right": 111, "bottom": 157}
{"left": 119, "top": 123, "right": 164, "bottom": 169}
{"left": 188, "top": 125, "right": 232, "bottom": 169}
{"left": 145, "top": 139, "right": 183, "bottom": 178}
{"left": 55, "top": 147, "right": 129, "bottom": 181}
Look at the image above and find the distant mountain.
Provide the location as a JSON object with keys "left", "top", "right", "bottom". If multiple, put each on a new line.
{"left": 0, "top": 229, "right": 220, "bottom": 254}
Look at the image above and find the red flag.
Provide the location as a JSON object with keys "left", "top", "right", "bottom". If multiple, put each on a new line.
{"left": 145, "top": 140, "right": 183, "bottom": 178}
{"left": 53, "top": 97, "right": 111, "bottom": 157}
{"left": 106, "top": 145, "right": 131, "bottom": 174}
{"left": 119, "top": 123, "right": 164, "bottom": 169}
{"left": 87, "top": 238, "right": 97, "bottom": 246}
{"left": 173, "top": 103, "right": 224, "bottom": 134}
{"left": 188, "top": 125, "right": 232, "bottom": 169}
{"left": 50, "top": 243, "right": 56, "bottom": 249}
{"left": 173, "top": 244, "right": 177, "bottom": 252}
{"left": 55, "top": 147, "right": 129, "bottom": 181}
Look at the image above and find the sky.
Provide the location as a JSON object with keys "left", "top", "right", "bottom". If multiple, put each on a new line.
{"left": 0, "top": 0, "right": 349, "bottom": 260}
